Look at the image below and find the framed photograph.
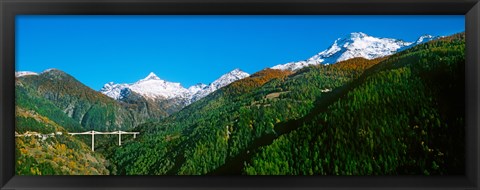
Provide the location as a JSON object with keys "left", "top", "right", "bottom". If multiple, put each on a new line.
{"left": 1, "top": 0, "right": 479, "bottom": 189}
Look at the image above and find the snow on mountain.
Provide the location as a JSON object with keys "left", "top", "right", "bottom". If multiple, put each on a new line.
{"left": 188, "top": 83, "right": 208, "bottom": 95}
{"left": 211, "top": 69, "right": 250, "bottom": 89}
{"left": 415, "top": 34, "right": 436, "bottom": 44}
{"left": 272, "top": 32, "right": 438, "bottom": 71}
{"left": 190, "top": 69, "right": 250, "bottom": 102}
{"left": 128, "top": 72, "right": 190, "bottom": 99}
{"left": 101, "top": 32, "right": 436, "bottom": 103}
{"left": 15, "top": 71, "right": 38, "bottom": 77}
{"left": 100, "top": 72, "right": 189, "bottom": 100}
{"left": 101, "top": 82, "right": 131, "bottom": 100}
{"left": 141, "top": 72, "right": 161, "bottom": 81}
{"left": 100, "top": 69, "right": 249, "bottom": 104}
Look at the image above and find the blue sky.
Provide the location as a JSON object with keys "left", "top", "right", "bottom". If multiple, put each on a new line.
{"left": 16, "top": 15, "right": 464, "bottom": 90}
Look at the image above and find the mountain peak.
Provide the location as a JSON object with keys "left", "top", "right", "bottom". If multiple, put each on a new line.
{"left": 223, "top": 69, "right": 249, "bottom": 79}
{"left": 209, "top": 69, "right": 249, "bottom": 89}
{"left": 188, "top": 69, "right": 250, "bottom": 102}
{"left": 143, "top": 72, "right": 160, "bottom": 81}
{"left": 101, "top": 69, "right": 249, "bottom": 105}
{"left": 40, "top": 68, "right": 69, "bottom": 79}
{"left": 229, "top": 68, "right": 246, "bottom": 74}
{"left": 349, "top": 32, "right": 368, "bottom": 39}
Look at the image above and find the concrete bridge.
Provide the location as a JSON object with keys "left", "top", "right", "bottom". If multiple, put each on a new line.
{"left": 68, "top": 130, "right": 140, "bottom": 152}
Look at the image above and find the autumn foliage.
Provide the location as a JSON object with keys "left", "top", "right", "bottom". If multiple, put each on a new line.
{"left": 224, "top": 68, "right": 293, "bottom": 96}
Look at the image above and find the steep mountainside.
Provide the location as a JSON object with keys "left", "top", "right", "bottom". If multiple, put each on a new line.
{"left": 246, "top": 33, "right": 465, "bottom": 175}
{"left": 109, "top": 33, "right": 464, "bottom": 175}
{"left": 16, "top": 69, "right": 164, "bottom": 131}
{"left": 109, "top": 56, "right": 385, "bottom": 175}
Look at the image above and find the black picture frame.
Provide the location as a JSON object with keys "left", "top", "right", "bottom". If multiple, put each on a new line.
{"left": 1, "top": 0, "right": 479, "bottom": 189}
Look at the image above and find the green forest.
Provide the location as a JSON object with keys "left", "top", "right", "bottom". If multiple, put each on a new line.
{"left": 15, "top": 33, "right": 465, "bottom": 175}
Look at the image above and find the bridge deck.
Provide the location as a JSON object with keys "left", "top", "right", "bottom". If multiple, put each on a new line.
{"left": 68, "top": 130, "right": 140, "bottom": 151}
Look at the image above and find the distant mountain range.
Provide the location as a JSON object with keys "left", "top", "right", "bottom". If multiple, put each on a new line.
{"left": 15, "top": 32, "right": 438, "bottom": 121}
{"left": 272, "top": 32, "right": 437, "bottom": 70}
{"left": 99, "top": 68, "right": 250, "bottom": 105}
{"left": 100, "top": 32, "right": 438, "bottom": 106}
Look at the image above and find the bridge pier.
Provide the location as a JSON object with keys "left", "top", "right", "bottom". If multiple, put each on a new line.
{"left": 91, "top": 130, "right": 95, "bottom": 152}
{"left": 118, "top": 131, "right": 122, "bottom": 146}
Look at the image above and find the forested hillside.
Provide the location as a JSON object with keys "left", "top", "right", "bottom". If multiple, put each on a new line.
{"left": 244, "top": 33, "right": 465, "bottom": 175}
{"left": 16, "top": 69, "right": 166, "bottom": 131}
{"left": 15, "top": 32, "right": 465, "bottom": 176}
{"left": 109, "top": 56, "right": 388, "bottom": 175}
{"left": 15, "top": 106, "right": 110, "bottom": 175}
{"left": 110, "top": 33, "right": 464, "bottom": 175}
{"left": 15, "top": 70, "right": 159, "bottom": 174}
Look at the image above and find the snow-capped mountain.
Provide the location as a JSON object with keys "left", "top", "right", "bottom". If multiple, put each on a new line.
{"left": 15, "top": 71, "right": 38, "bottom": 77}
{"left": 128, "top": 72, "right": 191, "bottom": 99}
{"left": 100, "top": 69, "right": 250, "bottom": 104}
{"left": 100, "top": 72, "right": 190, "bottom": 100}
{"left": 100, "top": 82, "right": 130, "bottom": 100}
{"left": 190, "top": 69, "right": 250, "bottom": 102}
{"left": 272, "top": 32, "right": 438, "bottom": 71}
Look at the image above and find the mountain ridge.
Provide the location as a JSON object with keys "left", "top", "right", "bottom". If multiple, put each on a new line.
{"left": 99, "top": 68, "right": 250, "bottom": 105}
{"left": 16, "top": 32, "right": 438, "bottom": 104}
{"left": 272, "top": 32, "right": 438, "bottom": 71}
{"left": 15, "top": 69, "right": 167, "bottom": 131}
